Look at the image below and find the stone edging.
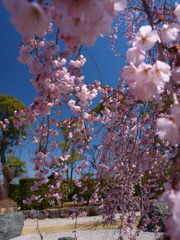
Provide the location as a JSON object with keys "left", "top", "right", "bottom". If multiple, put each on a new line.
{"left": 22, "top": 207, "right": 99, "bottom": 220}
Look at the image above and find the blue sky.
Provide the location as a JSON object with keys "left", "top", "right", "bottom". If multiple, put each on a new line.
{"left": 0, "top": 3, "right": 126, "bottom": 178}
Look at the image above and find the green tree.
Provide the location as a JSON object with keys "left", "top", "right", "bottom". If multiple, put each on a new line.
{"left": 0, "top": 94, "right": 26, "bottom": 200}
{"left": 6, "top": 155, "right": 27, "bottom": 178}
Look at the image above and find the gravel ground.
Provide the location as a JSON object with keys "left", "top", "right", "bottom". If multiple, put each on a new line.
{"left": 11, "top": 215, "right": 162, "bottom": 240}
{"left": 11, "top": 229, "right": 162, "bottom": 240}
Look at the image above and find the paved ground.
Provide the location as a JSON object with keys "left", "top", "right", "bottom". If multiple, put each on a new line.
{"left": 12, "top": 229, "right": 161, "bottom": 240}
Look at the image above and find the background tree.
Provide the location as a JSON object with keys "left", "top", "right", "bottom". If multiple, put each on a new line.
{"left": 6, "top": 155, "right": 27, "bottom": 180}
{"left": 0, "top": 94, "right": 26, "bottom": 200}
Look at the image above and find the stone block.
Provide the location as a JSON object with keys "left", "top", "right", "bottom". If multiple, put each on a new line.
{"left": 37, "top": 210, "right": 48, "bottom": 220}
{"left": 0, "top": 212, "right": 24, "bottom": 240}
{"left": 59, "top": 209, "right": 70, "bottom": 218}
{"left": 29, "top": 210, "right": 38, "bottom": 219}
{"left": 48, "top": 209, "right": 60, "bottom": 218}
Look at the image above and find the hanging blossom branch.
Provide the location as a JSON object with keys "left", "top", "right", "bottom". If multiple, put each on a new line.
{"left": 2, "top": 0, "right": 180, "bottom": 239}
{"left": 120, "top": 1, "right": 180, "bottom": 239}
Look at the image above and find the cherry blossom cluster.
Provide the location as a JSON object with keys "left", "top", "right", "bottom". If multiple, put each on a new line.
{"left": 22, "top": 194, "right": 43, "bottom": 205}
{"left": 51, "top": 0, "right": 126, "bottom": 46}
{"left": 3, "top": 0, "right": 180, "bottom": 239}
{"left": 122, "top": 56, "right": 171, "bottom": 101}
{"left": 0, "top": 118, "right": 9, "bottom": 129}
{"left": 120, "top": 2, "right": 180, "bottom": 147}
{"left": 3, "top": 0, "right": 50, "bottom": 37}
{"left": 3, "top": 0, "right": 127, "bottom": 46}
{"left": 92, "top": 91, "right": 173, "bottom": 237}
{"left": 11, "top": 27, "right": 105, "bottom": 204}
{"left": 157, "top": 105, "right": 180, "bottom": 145}
{"left": 121, "top": 20, "right": 179, "bottom": 101}
{"left": 116, "top": 2, "right": 180, "bottom": 239}
{"left": 162, "top": 188, "right": 180, "bottom": 240}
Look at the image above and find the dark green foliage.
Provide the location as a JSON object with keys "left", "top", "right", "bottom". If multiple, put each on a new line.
{"left": 19, "top": 178, "right": 55, "bottom": 210}
{"left": 0, "top": 95, "right": 26, "bottom": 119}
{"left": 60, "top": 180, "right": 72, "bottom": 202}
{"left": 9, "top": 184, "right": 20, "bottom": 203}
{"left": 67, "top": 174, "right": 96, "bottom": 205}
{"left": 55, "top": 179, "right": 79, "bottom": 202}
{"left": 80, "top": 175, "right": 96, "bottom": 205}
{"left": 87, "top": 207, "right": 98, "bottom": 216}
{"left": 9, "top": 177, "right": 96, "bottom": 210}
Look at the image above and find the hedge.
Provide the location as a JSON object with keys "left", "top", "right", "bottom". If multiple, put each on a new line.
{"left": 9, "top": 183, "right": 20, "bottom": 204}
{"left": 9, "top": 177, "right": 97, "bottom": 210}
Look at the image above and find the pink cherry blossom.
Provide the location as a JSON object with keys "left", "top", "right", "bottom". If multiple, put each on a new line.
{"left": 174, "top": 4, "right": 180, "bottom": 21}
{"left": 129, "top": 79, "right": 158, "bottom": 101}
{"left": 75, "top": 167, "right": 82, "bottom": 174}
{"left": 4, "top": 119, "right": 9, "bottom": 124}
{"left": 0, "top": 121, "right": 6, "bottom": 129}
{"left": 162, "top": 190, "right": 180, "bottom": 240}
{"left": 68, "top": 99, "right": 76, "bottom": 107}
{"left": 171, "top": 105, "right": 180, "bottom": 128}
{"left": 136, "top": 62, "right": 152, "bottom": 82}
{"left": 151, "top": 60, "right": 171, "bottom": 86}
{"left": 126, "top": 47, "right": 145, "bottom": 66}
{"left": 121, "top": 63, "right": 137, "bottom": 84}
{"left": 54, "top": 109, "right": 62, "bottom": 115}
{"left": 128, "top": 62, "right": 158, "bottom": 101}
{"left": 3, "top": 0, "right": 50, "bottom": 37}
{"left": 171, "top": 66, "right": 180, "bottom": 82}
{"left": 133, "top": 25, "right": 160, "bottom": 50}
{"left": 69, "top": 55, "right": 86, "bottom": 68}
{"left": 51, "top": 0, "right": 126, "bottom": 46}
{"left": 74, "top": 179, "right": 82, "bottom": 188}
{"left": 81, "top": 160, "right": 89, "bottom": 169}
{"left": 3, "top": 1, "right": 180, "bottom": 239}
{"left": 114, "top": 0, "right": 127, "bottom": 11}
{"left": 50, "top": 141, "right": 58, "bottom": 148}
{"left": 50, "top": 130, "right": 59, "bottom": 138}
{"left": 157, "top": 117, "right": 179, "bottom": 145}
{"left": 160, "top": 23, "right": 179, "bottom": 44}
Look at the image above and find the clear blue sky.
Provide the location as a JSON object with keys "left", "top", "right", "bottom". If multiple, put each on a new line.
{"left": 0, "top": 3, "right": 126, "bottom": 178}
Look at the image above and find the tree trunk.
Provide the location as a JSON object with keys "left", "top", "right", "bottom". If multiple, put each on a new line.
{"left": 0, "top": 143, "right": 14, "bottom": 200}
{"left": 70, "top": 162, "right": 74, "bottom": 182}
{"left": 66, "top": 162, "right": 69, "bottom": 181}
{"left": 0, "top": 176, "right": 9, "bottom": 200}
{"left": 2, "top": 168, "right": 13, "bottom": 198}
{"left": 0, "top": 184, "right": 7, "bottom": 200}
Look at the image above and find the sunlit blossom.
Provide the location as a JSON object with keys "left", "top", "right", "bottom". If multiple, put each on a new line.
{"left": 133, "top": 25, "right": 160, "bottom": 50}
